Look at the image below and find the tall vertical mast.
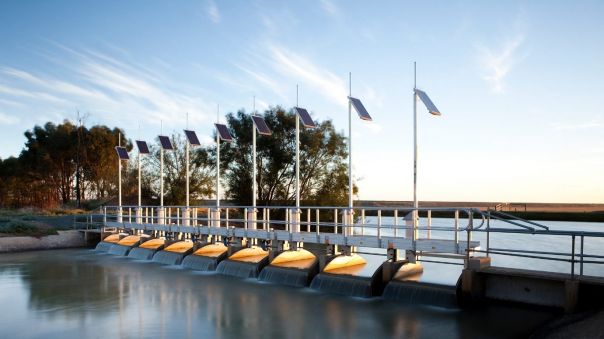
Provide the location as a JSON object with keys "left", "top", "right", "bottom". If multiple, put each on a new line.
{"left": 348, "top": 72, "right": 353, "bottom": 209}
{"left": 413, "top": 62, "right": 418, "bottom": 211}
{"left": 216, "top": 104, "right": 220, "bottom": 208}
{"left": 295, "top": 85, "right": 300, "bottom": 209}
{"left": 252, "top": 96, "right": 257, "bottom": 208}
{"left": 186, "top": 113, "right": 190, "bottom": 207}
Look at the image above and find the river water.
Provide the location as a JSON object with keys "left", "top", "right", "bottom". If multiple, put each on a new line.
{"left": 0, "top": 219, "right": 602, "bottom": 338}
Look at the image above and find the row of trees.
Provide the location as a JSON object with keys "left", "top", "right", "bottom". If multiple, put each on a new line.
{"left": 0, "top": 106, "right": 356, "bottom": 209}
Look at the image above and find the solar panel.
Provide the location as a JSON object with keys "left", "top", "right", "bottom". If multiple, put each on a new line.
{"left": 251, "top": 115, "right": 272, "bottom": 136}
{"left": 184, "top": 130, "right": 201, "bottom": 146}
{"left": 214, "top": 123, "right": 233, "bottom": 142}
{"left": 348, "top": 96, "right": 373, "bottom": 121}
{"left": 294, "top": 107, "right": 317, "bottom": 128}
{"left": 415, "top": 89, "right": 441, "bottom": 116}
{"left": 115, "top": 146, "right": 129, "bottom": 160}
{"left": 158, "top": 135, "right": 174, "bottom": 150}
{"left": 135, "top": 140, "right": 150, "bottom": 154}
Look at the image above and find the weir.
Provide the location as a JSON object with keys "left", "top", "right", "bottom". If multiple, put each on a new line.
{"left": 94, "top": 205, "right": 604, "bottom": 312}
{"left": 216, "top": 246, "right": 269, "bottom": 278}
{"left": 259, "top": 249, "right": 319, "bottom": 287}
{"left": 128, "top": 238, "right": 165, "bottom": 260}
{"left": 181, "top": 243, "right": 228, "bottom": 271}
{"left": 152, "top": 241, "right": 194, "bottom": 265}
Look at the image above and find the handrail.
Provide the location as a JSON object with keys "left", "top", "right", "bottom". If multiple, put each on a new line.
{"left": 486, "top": 209, "right": 550, "bottom": 230}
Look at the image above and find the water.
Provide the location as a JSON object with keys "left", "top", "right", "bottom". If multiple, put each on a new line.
{"left": 0, "top": 249, "right": 556, "bottom": 338}
{"left": 128, "top": 247, "right": 157, "bottom": 260}
{"left": 152, "top": 250, "right": 186, "bottom": 265}
{"left": 216, "top": 258, "right": 269, "bottom": 278}
{"left": 358, "top": 218, "right": 604, "bottom": 285}
{"left": 107, "top": 244, "right": 131, "bottom": 256}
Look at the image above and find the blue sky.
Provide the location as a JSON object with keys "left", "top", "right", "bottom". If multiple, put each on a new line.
{"left": 0, "top": 0, "right": 602, "bottom": 203}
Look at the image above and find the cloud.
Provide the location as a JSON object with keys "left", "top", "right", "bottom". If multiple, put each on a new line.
{"left": 207, "top": 0, "right": 220, "bottom": 23}
{"left": 320, "top": 0, "right": 339, "bottom": 17}
{"left": 551, "top": 120, "right": 603, "bottom": 131}
{"left": 479, "top": 34, "right": 524, "bottom": 93}
{"left": 0, "top": 112, "right": 18, "bottom": 125}
{"left": 265, "top": 44, "right": 348, "bottom": 107}
{"left": 0, "top": 46, "right": 214, "bottom": 131}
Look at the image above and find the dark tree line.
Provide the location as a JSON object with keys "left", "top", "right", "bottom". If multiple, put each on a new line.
{"left": 0, "top": 107, "right": 356, "bottom": 209}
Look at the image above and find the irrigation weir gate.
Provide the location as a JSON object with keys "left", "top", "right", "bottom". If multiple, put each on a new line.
{"left": 96, "top": 204, "right": 604, "bottom": 312}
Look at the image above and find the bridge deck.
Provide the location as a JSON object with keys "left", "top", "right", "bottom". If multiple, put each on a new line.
{"left": 105, "top": 221, "right": 479, "bottom": 254}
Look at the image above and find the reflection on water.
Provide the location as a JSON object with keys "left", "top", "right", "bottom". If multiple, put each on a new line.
{"left": 0, "top": 249, "right": 555, "bottom": 338}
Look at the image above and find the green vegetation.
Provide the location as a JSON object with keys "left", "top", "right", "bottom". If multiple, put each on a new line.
{"left": 0, "top": 107, "right": 356, "bottom": 214}
{"left": 0, "top": 220, "right": 58, "bottom": 237}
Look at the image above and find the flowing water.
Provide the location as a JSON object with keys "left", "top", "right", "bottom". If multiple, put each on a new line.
{"left": 0, "top": 249, "right": 555, "bottom": 339}
{"left": 0, "top": 219, "right": 602, "bottom": 338}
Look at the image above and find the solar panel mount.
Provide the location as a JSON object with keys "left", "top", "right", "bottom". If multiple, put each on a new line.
{"left": 415, "top": 89, "right": 441, "bottom": 116}
{"left": 115, "top": 146, "right": 130, "bottom": 160}
{"left": 251, "top": 115, "right": 272, "bottom": 136}
{"left": 215, "top": 123, "right": 233, "bottom": 142}
{"left": 294, "top": 107, "right": 317, "bottom": 128}
{"left": 184, "top": 130, "right": 201, "bottom": 146}
{"left": 135, "top": 140, "right": 150, "bottom": 154}
{"left": 348, "top": 96, "right": 373, "bottom": 121}
{"left": 158, "top": 135, "right": 174, "bottom": 150}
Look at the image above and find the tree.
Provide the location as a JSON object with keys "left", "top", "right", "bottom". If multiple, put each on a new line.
{"left": 212, "top": 107, "right": 356, "bottom": 206}
{"left": 143, "top": 133, "right": 214, "bottom": 205}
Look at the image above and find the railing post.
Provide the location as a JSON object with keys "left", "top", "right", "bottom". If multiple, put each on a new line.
{"left": 377, "top": 210, "right": 382, "bottom": 240}
{"left": 571, "top": 234, "right": 576, "bottom": 279}
{"left": 361, "top": 209, "right": 365, "bottom": 236}
{"left": 244, "top": 208, "right": 248, "bottom": 230}
{"left": 103, "top": 206, "right": 107, "bottom": 224}
{"left": 334, "top": 209, "right": 338, "bottom": 234}
{"left": 307, "top": 209, "right": 311, "bottom": 233}
{"left": 393, "top": 210, "right": 398, "bottom": 237}
{"left": 486, "top": 211, "right": 490, "bottom": 257}
{"left": 427, "top": 210, "right": 432, "bottom": 239}
{"left": 580, "top": 234, "right": 584, "bottom": 276}
{"left": 454, "top": 210, "right": 459, "bottom": 246}
{"left": 316, "top": 209, "right": 320, "bottom": 236}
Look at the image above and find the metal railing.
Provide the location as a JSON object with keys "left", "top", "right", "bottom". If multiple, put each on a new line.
{"left": 475, "top": 210, "right": 604, "bottom": 279}
{"left": 98, "top": 204, "right": 604, "bottom": 279}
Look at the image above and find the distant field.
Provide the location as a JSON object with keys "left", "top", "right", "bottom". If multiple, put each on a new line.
{"left": 357, "top": 201, "right": 604, "bottom": 212}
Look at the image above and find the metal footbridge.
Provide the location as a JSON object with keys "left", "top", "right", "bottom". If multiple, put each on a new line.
{"left": 103, "top": 204, "right": 482, "bottom": 261}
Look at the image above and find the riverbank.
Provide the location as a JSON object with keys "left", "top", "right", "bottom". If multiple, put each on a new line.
{"left": 0, "top": 230, "right": 87, "bottom": 253}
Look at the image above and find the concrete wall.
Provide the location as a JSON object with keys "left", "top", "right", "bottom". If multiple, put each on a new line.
{"left": 0, "top": 230, "right": 87, "bottom": 253}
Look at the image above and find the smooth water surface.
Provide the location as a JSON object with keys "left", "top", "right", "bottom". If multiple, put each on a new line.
{"left": 0, "top": 249, "right": 556, "bottom": 339}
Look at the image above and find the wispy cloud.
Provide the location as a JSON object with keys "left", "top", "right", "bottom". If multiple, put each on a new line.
{"left": 207, "top": 0, "right": 220, "bottom": 23}
{"left": 551, "top": 120, "right": 603, "bottom": 131}
{"left": 0, "top": 112, "right": 18, "bottom": 125}
{"left": 320, "top": 0, "right": 339, "bottom": 17}
{"left": 479, "top": 34, "right": 524, "bottom": 93}
{"left": 265, "top": 44, "right": 348, "bottom": 107}
{"left": 0, "top": 46, "right": 214, "bottom": 130}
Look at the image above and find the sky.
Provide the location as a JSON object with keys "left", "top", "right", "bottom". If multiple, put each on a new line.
{"left": 0, "top": 0, "right": 603, "bottom": 203}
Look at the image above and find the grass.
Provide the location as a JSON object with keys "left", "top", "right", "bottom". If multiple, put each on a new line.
{"left": 0, "top": 220, "right": 58, "bottom": 237}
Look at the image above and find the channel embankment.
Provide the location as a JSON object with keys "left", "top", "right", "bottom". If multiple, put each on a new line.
{"left": 0, "top": 230, "right": 87, "bottom": 253}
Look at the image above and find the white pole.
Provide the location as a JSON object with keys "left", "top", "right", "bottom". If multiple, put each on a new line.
{"left": 216, "top": 104, "right": 220, "bottom": 208}
{"left": 186, "top": 113, "right": 190, "bottom": 208}
{"left": 348, "top": 72, "right": 353, "bottom": 209}
{"left": 296, "top": 84, "right": 300, "bottom": 209}
{"left": 118, "top": 133, "right": 122, "bottom": 208}
{"left": 413, "top": 62, "right": 418, "bottom": 230}
{"left": 160, "top": 122, "right": 164, "bottom": 207}
{"left": 252, "top": 96, "right": 257, "bottom": 208}
{"left": 138, "top": 152, "right": 141, "bottom": 207}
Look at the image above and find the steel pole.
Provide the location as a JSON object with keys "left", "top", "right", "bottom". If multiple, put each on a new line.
{"left": 413, "top": 62, "right": 418, "bottom": 229}
{"left": 186, "top": 140, "right": 190, "bottom": 207}
{"left": 348, "top": 72, "right": 353, "bottom": 209}
{"left": 216, "top": 105, "right": 220, "bottom": 208}
{"left": 160, "top": 147, "right": 164, "bottom": 207}
{"left": 296, "top": 85, "right": 300, "bottom": 208}
{"left": 138, "top": 153, "right": 141, "bottom": 207}
{"left": 252, "top": 97, "right": 257, "bottom": 208}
